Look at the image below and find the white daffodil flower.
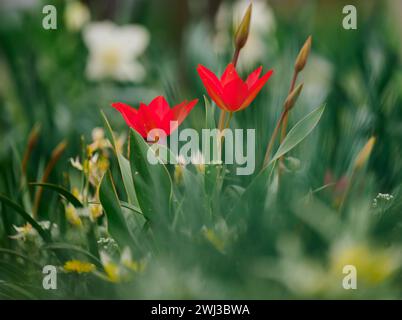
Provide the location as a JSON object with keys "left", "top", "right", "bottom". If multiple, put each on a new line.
{"left": 83, "top": 21, "right": 150, "bottom": 82}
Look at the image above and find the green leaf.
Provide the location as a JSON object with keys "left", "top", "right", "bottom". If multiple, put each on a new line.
{"left": 120, "top": 201, "right": 142, "bottom": 215}
{"left": 269, "top": 104, "right": 326, "bottom": 164}
{"left": 227, "top": 161, "right": 276, "bottom": 224}
{"left": 176, "top": 167, "right": 209, "bottom": 229}
{"left": 29, "top": 183, "right": 83, "bottom": 208}
{"left": 0, "top": 249, "right": 42, "bottom": 268}
{"left": 0, "top": 281, "right": 37, "bottom": 300}
{"left": 99, "top": 171, "right": 134, "bottom": 247}
{"left": 0, "top": 193, "right": 51, "bottom": 243}
{"left": 117, "top": 154, "right": 138, "bottom": 205}
{"left": 101, "top": 110, "right": 138, "bottom": 206}
{"left": 42, "top": 243, "right": 102, "bottom": 266}
{"left": 129, "top": 129, "right": 172, "bottom": 223}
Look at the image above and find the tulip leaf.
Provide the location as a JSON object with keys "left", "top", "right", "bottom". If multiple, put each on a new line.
{"left": 0, "top": 193, "right": 51, "bottom": 243}
{"left": 149, "top": 142, "right": 177, "bottom": 164}
{"left": 229, "top": 105, "right": 326, "bottom": 223}
{"left": 269, "top": 104, "right": 326, "bottom": 165}
{"left": 42, "top": 243, "right": 102, "bottom": 266}
{"left": 228, "top": 161, "right": 276, "bottom": 222}
{"left": 29, "top": 183, "right": 83, "bottom": 208}
{"left": 101, "top": 111, "right": 138, "bottom": 206}
{"left": 99, "top": 171, "right": 135, "bottom": 247}
{"left": 117, "top": 154, "right": 138, "bottom": 205}
{"left": 0, "top": 248, "right": 42, "bottom": 268}
{"left": 178, "top": 167, "right": 209, "bottom": 229}
{"left": 120, "top": 201, "right": 143, "bottom": 215}
{"left": 129, "top": 129, "right": 172, "bottom": 224}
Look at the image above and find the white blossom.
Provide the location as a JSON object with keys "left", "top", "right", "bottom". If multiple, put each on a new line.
{"left": 83, "top": 21, "right": 150, "bottom": 82}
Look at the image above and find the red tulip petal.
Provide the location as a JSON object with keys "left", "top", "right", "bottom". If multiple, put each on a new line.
{"left": 220, "top": 63, "right": 242, "bottom": 86}
{"left": 148, "top": 96, "right": 171, "bottom": 119}
{"left": 111, "top": 102, "right": 147, "bottom": 137}
{"left": 222, "top": 78, "right": 249, "bottom": 112}
{"left": 238, "top": 69, "right": 273, "bottom": 111}
{"left": 138, "top": 102, "right": 164, "bottom": 136}
{"left": 171, "top": 98, "right": 198, "bottom": 125}
{"left": 197, "top": 65, "right": 229, "bottom": 111}
{"left": 160, "top": 111, "right": 174, "bottom": 135}
{"left": 245, "top": 66, "right": 263, "bottom": 89}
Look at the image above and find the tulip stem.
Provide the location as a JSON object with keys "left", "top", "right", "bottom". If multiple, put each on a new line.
{"left": 232, "top": 48, "right": 240, "bottom": 67}
{"left": 263, "top": 110, "right": 288, "bottom": 168}
{"left": 217, "top": 46, "right": 241, "bottom": 147}
{"left": 225, "top": 112, "right": 233, "bottom": 130}
{"left": 218, "top": 110, "right": 227, "bottom": 132}
{"left": 280, "top": 70, "right": 298, "bottom": 143}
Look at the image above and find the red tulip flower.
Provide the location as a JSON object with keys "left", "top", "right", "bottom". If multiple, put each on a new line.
{"left": 197, "top": 63, "right": 273, "bottom": 112}
{"left": 111, "top": 96, "right": 198, "bottom": 138}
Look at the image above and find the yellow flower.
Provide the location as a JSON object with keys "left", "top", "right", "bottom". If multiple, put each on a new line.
{"left": 104, "top": 262, "right": 120, "bottom": 282}
{"left": 70, "top": 157, "right": 83, "bottom": 171}
{"left": 174, "top": 155, "right": 186, "bottom": 184}
{"left": 100, "top": 248, "right": 146, "bottom": 283}
{"left": 121, "top": 247, "right": 146, "bottom": 273}
{"left": 97, "top": 156, "right": 110, "bottom": 172}
{"left": 71, "top": 187, "right": 83, "bottom": 202}
{"left": 100, "top": 252, "right": 120, "bottom": 282}
{"left": 85, "top": 154, "right": 110, "bottom": 187}
{"left": 330, "top": 242, "right": 400, "bottom": 285}
{"left": 90, "top": 204, "right": 103, "bottom": 220}
{"left": 88, "top": 128, "right": 110, "bottom": 154}
{"left": 10, "top": 223, "right": 36, "bottom": 240}
{"left": 64, "top": 260, "right": 95, "bottom": 273}
{"left": 65, "top": 204, "right": 83, "bottom": 227}
{"left": 202, "top": 227, "right": 225, "bottom": 253}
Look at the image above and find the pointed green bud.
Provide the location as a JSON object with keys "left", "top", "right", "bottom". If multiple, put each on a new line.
{"left": 234, "top": 3, "right": 252, "bottom": 51}
{"left": 284, "top": 83, "right": 304, "bottom": 111}
{"left": 295, "top": 36, "right": 312, "bottom": 73}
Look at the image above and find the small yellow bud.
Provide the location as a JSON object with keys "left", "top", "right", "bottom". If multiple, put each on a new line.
{"left": 96, "top": 156, "right": 110, "bottom": 173}
{"left": 202, "top": 227, "right": 225, "bottom": 253}
{"left": 65, "top": 204, "right": 82, "bottom": 227}
{"left": 104, "top": 262, "right": 120, "bottom": 283}
{"left": 71, "top": 187, "right": 83, "bottom": 202}
{"left": 234, "top": 3, "right": 252, "bottom": 51}
{"left": 90, "top": 204, "right": 103, "bottom": 220}
{"left": 284, "top": 83, "right": 304, "bottom": 112}
{"left": 64, "top": 260, "right": 95, "bottom": 273}
{"left": 174, "top": 165, "right": 184, "bottom": 184}
{"left": 295, "top": 36, "right": 312, "bottom": 73}
{"left": 354, "top": 137, "right": 376, "bottom": 170}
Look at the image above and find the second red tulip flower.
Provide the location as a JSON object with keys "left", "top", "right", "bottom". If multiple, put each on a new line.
{"left": 112, "top": 96, "right": 198, "bottom": 138}
{"left": 197, "top": 63, "right": 273, "bottom": 113}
